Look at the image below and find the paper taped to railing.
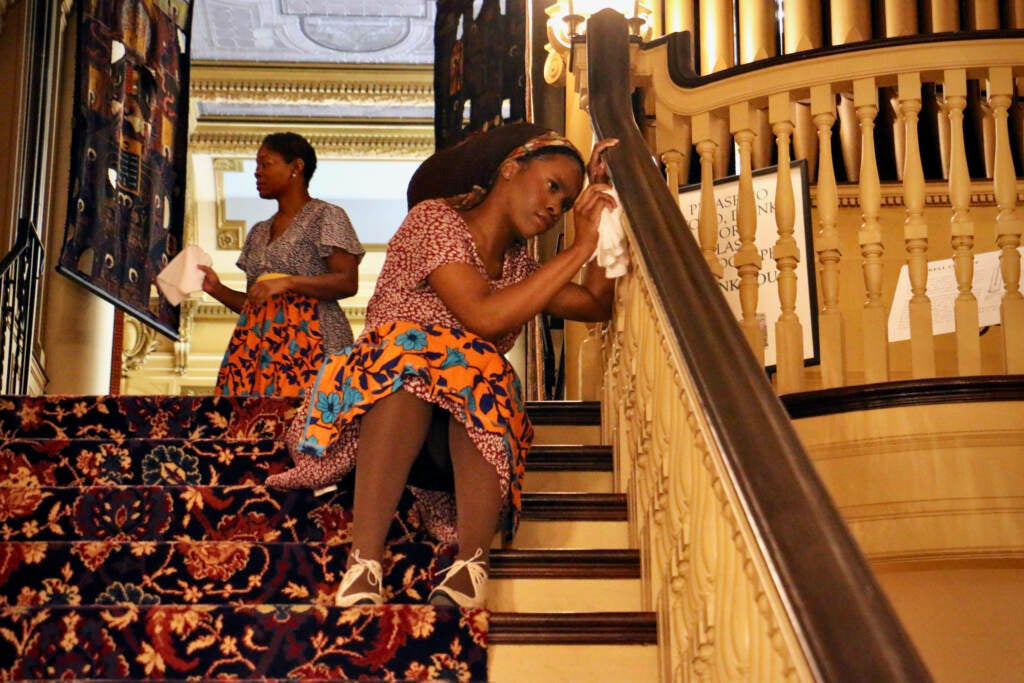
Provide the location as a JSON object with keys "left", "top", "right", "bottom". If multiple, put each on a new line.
{"left": 156, "top": 244, "right": 213, "bottom": 306}
{"left": 887, "top": 247, "right": 1024, "bottom": 341}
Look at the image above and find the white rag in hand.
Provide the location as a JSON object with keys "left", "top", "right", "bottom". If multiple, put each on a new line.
{"left": 591, "top": 188, "right": 629, "bottom": 278}
{"left": 156, "top": 244, "right": 213, "bottom": 305}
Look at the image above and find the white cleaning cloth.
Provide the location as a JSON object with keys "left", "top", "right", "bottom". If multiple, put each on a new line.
{"left": 591, "top": 188, "right": 629, "bottom": 278}
{"left": 156, "top": 244, "right": 213, "bottom": 305}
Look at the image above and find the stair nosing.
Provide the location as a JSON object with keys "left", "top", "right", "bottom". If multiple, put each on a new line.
{"left": 488, "top": 611, "right": 657, "bottom": 644}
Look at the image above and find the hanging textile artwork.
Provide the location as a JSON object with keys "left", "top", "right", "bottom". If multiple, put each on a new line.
{"left": 60, "top": 0, "right": 194, "bottom": 340}
{"left": 433, "top": 0, "right": 527, "bottom": 150}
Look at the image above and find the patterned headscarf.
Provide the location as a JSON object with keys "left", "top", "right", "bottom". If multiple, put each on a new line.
{"left": 406, "top": 123, "right": 584, "bottom": 210}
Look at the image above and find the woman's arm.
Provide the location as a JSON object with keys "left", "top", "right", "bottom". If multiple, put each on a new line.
{"left": 428, "top": 184, "right": 615, "bottom": 341}
{"left": 542, "top": 259, "right": 615, "bottom": 322}
{"left": 198, "top": 265, "right": 248, "bottom": 313}
{"left": 246, "top": 248, "right": 359, "bottom": 307}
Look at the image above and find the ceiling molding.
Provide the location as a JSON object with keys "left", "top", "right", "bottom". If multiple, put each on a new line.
{"left": 189, "top": 63, "right": 434, "bottom": 108}
{"left": 188, "top": 121, "right": 436, "bottom": 159}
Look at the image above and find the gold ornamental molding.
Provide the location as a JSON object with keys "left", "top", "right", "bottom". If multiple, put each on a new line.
{"left": 189, "top": 63, "right": 434, "bottom": 108}
{"left": 827, "top": 180, "right": 1024, "bottom": 208}
{"left": 212, "top": 158, "right": 246, "bottom": 250}
{"left": 189, "top": 121, "right": 435, "bottom": 160}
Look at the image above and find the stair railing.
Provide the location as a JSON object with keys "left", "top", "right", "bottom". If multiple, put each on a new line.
{"left": 0, "top": 219, "right": 45, "bottom": 395}
{"left": 631, "top": 29, "right": 1024, "bottom": 390}
{"left": 583, "top": 10, "right": 932, "bottom": 682}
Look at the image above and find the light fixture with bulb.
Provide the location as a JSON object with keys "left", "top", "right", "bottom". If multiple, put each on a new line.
{"left": 543, "top": 0, "right": 652, "bottom": 85}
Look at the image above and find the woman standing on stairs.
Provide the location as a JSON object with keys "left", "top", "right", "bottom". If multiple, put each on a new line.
{"left": 199, "top": 132, "right": 365, "bottom": 397}
{"left": 267, "top": 123, "right": 619, "bottom": 608}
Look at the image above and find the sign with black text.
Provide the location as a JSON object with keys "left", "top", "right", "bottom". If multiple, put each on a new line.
{"left": 677, "top": 160, "right": 819, "bottom": 369}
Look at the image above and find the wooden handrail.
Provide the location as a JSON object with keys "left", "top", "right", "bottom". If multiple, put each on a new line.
{"left": 585, "top": 9, "right": 933, "bottom": 681}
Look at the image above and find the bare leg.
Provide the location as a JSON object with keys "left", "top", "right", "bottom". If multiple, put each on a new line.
{"left": 343, "top": 390, "right": 432, "bottom": 593}
{"left": 443, "top": 416, "right": 502, "bottom": 597}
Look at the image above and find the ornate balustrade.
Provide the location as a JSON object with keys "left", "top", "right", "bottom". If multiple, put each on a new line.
{"left": 583, "top": 11, "right": 933, "bottom": 681}
{"left": 627, "top": 31, "right": 1024, "bottom": 391}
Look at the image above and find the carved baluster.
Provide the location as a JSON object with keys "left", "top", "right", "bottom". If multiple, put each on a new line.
{"left": 656, "top": 105, "right": 691, "bottom": 187}
{"left": 854, "top": 77, "right": 890, "bottom": 383}
{"left": 769, "top": 92, "right": 804, "bottom": 393}
{"left": 693, "top": 113, "right": 725, "bottom": 278}
{"left": 988, "top": 66, "right": 1024, "bottom": 373}
{"left": 811, "top": 84, "right": 846, "bottom": 388}
{"left": 898, "top": 72, "right": 936, "bottom": 378}
{"left": 945, "top": 69, "right": 982, "bottom": 375}
{"left": 731, "top": 102, "right": 765, "bottom": 365}
{"left": 662, "top": 149, "right": 684, "bottom": 196}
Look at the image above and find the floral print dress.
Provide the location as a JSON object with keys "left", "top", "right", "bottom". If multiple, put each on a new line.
{"left": 216, "top": 199, "right": 365, "bottom": 397}
{"left": 289, "top": 199, "right": 538, "bottom": 544}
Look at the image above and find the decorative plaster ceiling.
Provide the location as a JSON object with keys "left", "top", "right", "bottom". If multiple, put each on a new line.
{"left": 190, "top": 0, "right": 439, "bottom": 121}
{"left": 190, "top": 0, "right": 436, "bottom": 65}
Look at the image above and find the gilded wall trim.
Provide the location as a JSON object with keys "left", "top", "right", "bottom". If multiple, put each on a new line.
{"left": 212, "top": 158, "right": 246, "bottom": 250}
{"left": 827, "top": 180, "right": 1024, "bottom": 208}
{"left": 189, "top": 63, "right": 434, "bottom": 108}
{"left": 189, "top": 123, "right": 435, "bottom": 159}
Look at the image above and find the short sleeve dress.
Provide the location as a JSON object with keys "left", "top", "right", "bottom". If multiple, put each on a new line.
{"left": 281, "top": 199, "right": 539, "bottom": 544}
{"left": 216, "top": 199, "right": 365, "bottom": 396}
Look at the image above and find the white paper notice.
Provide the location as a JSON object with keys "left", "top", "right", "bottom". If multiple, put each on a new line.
{"left": 887, "top": 248, "right": 1024, "bottom": 341}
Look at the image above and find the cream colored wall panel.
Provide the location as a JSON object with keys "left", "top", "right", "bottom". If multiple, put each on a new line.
{"left": 794, "top": 402, "right": 1024, "bottom": 562}
{"left": 875, "top": 563, "right": 1024, "bottom": 683}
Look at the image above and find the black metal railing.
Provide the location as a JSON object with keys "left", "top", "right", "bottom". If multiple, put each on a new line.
{"left": 585, "top": 9, "right": 933, "bottom": 681}
{"left": 0, "top": 219, "right": 45, "bottom": 395}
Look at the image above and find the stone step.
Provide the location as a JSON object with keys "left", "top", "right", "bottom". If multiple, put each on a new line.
{"left": 0, "top": 541, "right": 640, "bottom": 611}
{"left": 490, "top": 642, "right": 658, "bottom": 683}
{"left": 510, "top": 492, "right": 631, "bottom": 549}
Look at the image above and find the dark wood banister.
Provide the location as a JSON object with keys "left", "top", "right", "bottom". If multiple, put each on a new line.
{"left": 584, "top": 9, "right": 933, "bottom": 681}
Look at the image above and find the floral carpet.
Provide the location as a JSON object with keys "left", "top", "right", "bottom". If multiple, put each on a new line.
{"left": 0, "top": 395, "right": 488, "bottom": 681}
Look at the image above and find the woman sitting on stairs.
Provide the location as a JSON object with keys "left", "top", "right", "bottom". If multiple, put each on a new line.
{"left": 266, "top": 123, "right": 619, "bottom": 608}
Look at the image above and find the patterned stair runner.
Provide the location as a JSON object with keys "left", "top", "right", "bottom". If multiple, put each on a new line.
{"left": 0, "top": 395, "right": 488, "bottom": 681}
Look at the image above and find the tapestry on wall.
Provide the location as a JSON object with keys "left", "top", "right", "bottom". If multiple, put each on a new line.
{"left": 434, "top": 0, "right": 527, "bottom": 150}
{"left": 59, "top": 0, "right": 194, "bottom": 340}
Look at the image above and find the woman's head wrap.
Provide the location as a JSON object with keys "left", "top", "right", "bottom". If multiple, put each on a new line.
{"left": 406, "top": 123, "right": 584, "bottom": 210}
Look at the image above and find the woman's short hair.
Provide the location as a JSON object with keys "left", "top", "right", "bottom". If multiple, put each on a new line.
{"left": 261, "top": 132, "right": 317, "bottom": 183}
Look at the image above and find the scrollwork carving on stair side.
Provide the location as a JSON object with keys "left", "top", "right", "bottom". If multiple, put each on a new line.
{"left": 603, "top": 233, "right": 808, "bottom": 681}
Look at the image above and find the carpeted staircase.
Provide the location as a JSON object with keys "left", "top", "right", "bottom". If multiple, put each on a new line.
{"left": 0, "top": 394, "right": 657, "bottom": 681}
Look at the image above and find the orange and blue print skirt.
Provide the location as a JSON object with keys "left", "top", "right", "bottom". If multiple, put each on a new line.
{"left": 215, "top": 288, "right": 325, "bottom": 397}
{"left": 297, "top": 320, "right": 533, "bottom": 543}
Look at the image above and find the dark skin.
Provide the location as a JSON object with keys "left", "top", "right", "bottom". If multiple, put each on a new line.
{"left": 198, "top": 144, "right": 359, "bottom": 311}
{"left": 344, "top": 138, "right": 620, "bottom": 601}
